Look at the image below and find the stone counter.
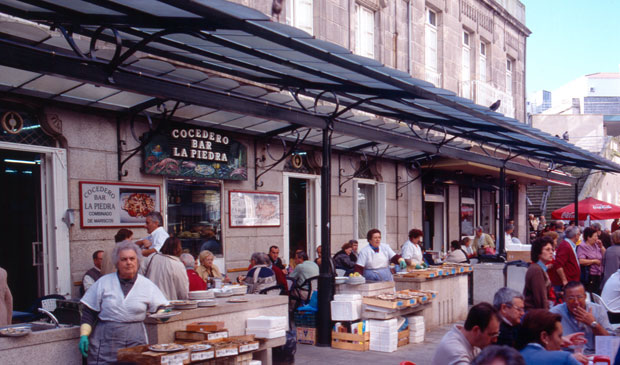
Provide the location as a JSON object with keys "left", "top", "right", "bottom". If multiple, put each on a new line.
{"left": 335, "top": 281, "right": 395, "bottom": 296}
{"left": 0, "top": 325, "right": 81, "bottom": 364}
{"left": 394, "top": 273, "right": 469, "bottom": 330}
{"left": 144, "top": 294, "right": 288, "bottom": 344}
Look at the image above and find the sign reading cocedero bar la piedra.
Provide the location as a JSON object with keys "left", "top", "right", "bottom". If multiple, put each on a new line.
{"left": 143, "top": 124, "right": 247, "bottom": 180}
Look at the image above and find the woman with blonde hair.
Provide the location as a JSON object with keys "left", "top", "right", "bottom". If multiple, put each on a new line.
{"left": 196, "top": 250, "right": 228, "bottom": 283}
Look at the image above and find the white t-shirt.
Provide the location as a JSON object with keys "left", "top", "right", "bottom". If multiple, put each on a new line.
{"left": 356, "top": 243, "right": 396, "bottom": 270}
{"left": 81, "top": 273, "right": 169, "bottom": 322}
{"left": 431, "top": 325, "right": 480, "bottom": 365}
{"left": 602, "top": 270, "right": 620, "bottom": 311}
{"left": 149, "top": 226, "right": 169, "bottom": 252}
{"left": 401, "top": 239, "right": 423, "bottom": 264}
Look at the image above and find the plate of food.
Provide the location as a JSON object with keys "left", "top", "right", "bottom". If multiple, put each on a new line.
{"left": 148, "top": 311, "right": 182, "bottom": 319}
{"left": 148, "top": 343, "right": 186, "bottom": 353}
{"left": 227, "top": 297, "right": 249, "bottom": 303}
{"left": 197, "top": 299, "right": 217, "bottom": 307}
{"left": 0, "top": 326, "right": 31, "bottom": 337}
{"left": 119, "top": 190, "right": 156, "bottom": 223}
{"left": 188, "top": 344, "right": 212, "bottom": 351}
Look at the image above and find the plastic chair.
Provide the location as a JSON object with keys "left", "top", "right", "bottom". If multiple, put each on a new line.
{"left": 592, "top": 293, "right": 620, "bottom": 331}
{"left": 288, "top": 275, "right": 319, "bottom": 310}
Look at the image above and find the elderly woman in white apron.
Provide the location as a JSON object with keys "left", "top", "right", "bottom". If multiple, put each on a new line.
{"left": 354, "top": 229, "right": 407, "bottom": 281}
{"left": 79, "top": 240, "right": 169, "bottom": 364}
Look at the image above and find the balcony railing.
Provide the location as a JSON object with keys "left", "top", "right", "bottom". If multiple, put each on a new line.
{"left": 459, "top": 80, "right": 515, "bottom": 118}
{"left": 425, "top": 69, "right": 442, "bottom": 88}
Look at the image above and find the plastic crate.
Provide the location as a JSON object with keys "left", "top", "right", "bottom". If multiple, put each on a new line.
{"left": 294, "top": 311, "right": 317, "bottom": 328}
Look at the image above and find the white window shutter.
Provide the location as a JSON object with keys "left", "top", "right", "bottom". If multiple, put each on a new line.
{"left": 377, "top": 182, "right": 387, "bottom": 238}
{"left": 296, "top": 0, "right": 313, "bottom": 35}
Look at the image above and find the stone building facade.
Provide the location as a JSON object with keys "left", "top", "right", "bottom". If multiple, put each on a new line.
{"left": 233, "top": 0, "right": 529, "bottom": 121}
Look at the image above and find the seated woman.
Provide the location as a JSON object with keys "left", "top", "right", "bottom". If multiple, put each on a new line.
{"left": 196, "top": 250, "right": 229, "bottom": 285}
{"left": 333, "top": 242, "right": 356, "bottom": 275}
{"left": 523, "top": 236, "right": 554, "bottom": 310}
{"left": 445, "top": 240, "right": 469, "bottom": 264}
{"left": 180, "top": 253, "right": 206, "bottom": 292}
{"left": 517, "top": 309, "right": 585, "bottom": 365}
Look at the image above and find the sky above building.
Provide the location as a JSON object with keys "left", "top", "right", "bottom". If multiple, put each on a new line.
{"left": 523, "top": 0, "right": 620, "bottom": 95}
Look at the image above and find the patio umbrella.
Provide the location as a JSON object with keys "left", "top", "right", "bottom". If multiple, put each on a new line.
{"left": 551, "top": 197, "right": 620, "bottom": 220}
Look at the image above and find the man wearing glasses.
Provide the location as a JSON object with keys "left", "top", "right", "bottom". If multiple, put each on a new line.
{"left": 431, "top": 302, "right": 500, "bottom": 365}
{"left": 493, "top": 288, "right": 524, "bottom": 347}
{"left": 551, "top": 281, "right": 611, "bottom": 354}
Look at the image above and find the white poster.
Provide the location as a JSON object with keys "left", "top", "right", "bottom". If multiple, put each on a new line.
{"left": 80, "top": 181, "right": 161, "bottom": 228}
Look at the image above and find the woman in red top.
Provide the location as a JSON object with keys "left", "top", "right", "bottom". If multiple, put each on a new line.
{"left": 180, "top": 253, "right": 206, "bottom": 291}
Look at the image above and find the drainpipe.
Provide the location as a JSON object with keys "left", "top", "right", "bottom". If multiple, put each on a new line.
{"left": 317, "top": 121, "right": 333, "bottom": 346}
{"left": 574, "top": 178, "right": 579, "bottom": 226}
{"left": 498, "top": 167, "right": 506, "bottom": 254}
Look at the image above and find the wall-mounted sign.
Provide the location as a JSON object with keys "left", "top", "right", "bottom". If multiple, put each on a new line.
{"left": 229, "top": 191, "right": 281, "bottom": 227}
{"left": 79, "top": 181, "right": 161, "bottom": 228}
{"left": 143, "top": 123, "right": 247, "bottom": 180}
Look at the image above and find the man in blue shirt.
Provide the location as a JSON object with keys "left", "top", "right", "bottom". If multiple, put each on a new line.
{"left": 550, "top": 281, "right": 611, "bottom": 354}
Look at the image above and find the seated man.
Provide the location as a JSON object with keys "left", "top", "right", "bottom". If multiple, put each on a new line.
{"left": 289, "top": 251, "right": 319, "bottom": 287}
{"left": 81, "top": 250, "right": 104, "bottom": 296}
{"left": 601, "top": 269, "right": 620, "bottom": 322}
{"left": 550, "top": 281, "right": 611, "bottom": 354}
{"left": 431, "top": 302, "right": 500, "bottom": 365}
{"left": 493, "top": 288, "right": 524, "bottom": 348}
{"left": 240, "top": 252, "right": 276, "bottom": 294}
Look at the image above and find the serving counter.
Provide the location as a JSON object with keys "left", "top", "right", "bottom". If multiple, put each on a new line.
{"left": 145, "top": 294, "right": 288, "bottom": 364}
{"left": 0, "top": 325, "right": 81, "bottom": 364}
{"left": 393, "top": 269, "right": 470, "bottom": 330}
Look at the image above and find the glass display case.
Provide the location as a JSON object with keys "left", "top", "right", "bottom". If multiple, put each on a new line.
{"left": 166, "top": 179, "right": 222, "bottom": 257}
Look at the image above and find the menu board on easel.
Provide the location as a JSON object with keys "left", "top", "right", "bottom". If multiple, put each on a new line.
{"left": 79, "top": 181, "right": 161, "bottom": 228}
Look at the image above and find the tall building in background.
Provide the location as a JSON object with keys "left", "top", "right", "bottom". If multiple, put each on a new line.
{"left": 244, "top": 0, "right": 530, "bottom": 121}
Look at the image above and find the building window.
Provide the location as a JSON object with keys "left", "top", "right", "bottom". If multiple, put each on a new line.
{"left": 353, "top": 180, "right": 386, "bottom": 244}
{"left": 425, "top": 9, "right": 440, "bottom": 86}
{"left": 356, "top": 4, "right": 375, "bottom": 59}
{"left": 286, "top": 0, "right": 313, "bottom": 35}
{"left": 479, "top": 42, "right": 487, "bottom": 82}
{"left": 506, "top": 59, "right": 513, "bottom": 94}
{"left": 461, "top": 31, "right": 471, "bottom": 98}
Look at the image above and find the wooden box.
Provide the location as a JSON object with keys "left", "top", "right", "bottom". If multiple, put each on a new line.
{"left": 117, "top": 345, "right": 190, "bottom": 364}
{"left": 397, "top": 330, "right": 409, "bottom": 347}
{"left": 175, "top": 330, "right": 229, "bottom": 343}
{"left": 186, "top": 321, "right": 226, "bottom": 332}
{"left": 362, "top": 296, "right": 412, "bottom": 309}
{"left": 297, "top": 326, "right": 317, "bottom": 345}
{"left": 331, "top": 331, "right": 370, "bottom": 351}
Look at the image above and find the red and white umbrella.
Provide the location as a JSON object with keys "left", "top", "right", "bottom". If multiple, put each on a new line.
{"left": 551, "top": 197, "right": 620, "bottom": 220}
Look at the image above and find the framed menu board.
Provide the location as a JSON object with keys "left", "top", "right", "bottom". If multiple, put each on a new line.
{"left": 79, "top": 181, "right": 161, "bottom": 228}
{"left": 229, "top": 190, "right": 280, "bottom": 227}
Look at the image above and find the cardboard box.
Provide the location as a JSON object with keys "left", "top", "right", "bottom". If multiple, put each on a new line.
{"left": 331, "top": 331, "right": 370, "bottom": 351}
{"left": 296, "top": 327, "right": 317, "bottom": 345}
{"left": 507, "top": 250, "right": 531, "bottom": 262}
{"left": 186, "top": 321, "right": 226, "bottom": 332}
{"left": 117, "top": 345, "right": 190, "bottom": 364}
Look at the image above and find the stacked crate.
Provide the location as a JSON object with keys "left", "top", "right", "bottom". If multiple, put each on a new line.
{"left": 408, "top": 315, "right": 425, "bottom": 343}
{"left": 368, "top": 319, "right": 398, "bottom": 353}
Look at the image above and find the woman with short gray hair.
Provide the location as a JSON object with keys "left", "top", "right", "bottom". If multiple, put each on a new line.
{"left": 79, "top": 240, "right": 169, "bottom": 364}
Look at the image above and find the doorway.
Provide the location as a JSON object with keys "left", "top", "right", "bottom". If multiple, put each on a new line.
{"left": 283, "top": 173, "right": 320, "bottom": 266}
{"left": 0, "top": 150, "right": 43, "bottom": 310}
{"left": 424, "top": 201, "right": 445, "bottom": 253}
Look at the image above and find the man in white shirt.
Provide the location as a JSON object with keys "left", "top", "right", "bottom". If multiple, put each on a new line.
{"left": 136, "top": 211, "right": 169, "bottom": 256}
{"left": 504, "top": 224, "right": 514, "bottom": 248}
{"left": 431, "top": 302, "right": 500, "bottom": 365}
{"left": 601, "top": 269, "right": 620, "bottom": 312}
{"left": 401, "top": 228, "right": 424, "bottom": 265}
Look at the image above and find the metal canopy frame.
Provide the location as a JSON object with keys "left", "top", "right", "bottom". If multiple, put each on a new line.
{"left": 0, "top": 0, "right": 618, "bottom": 177}
{"left": 1, "top": 0, "right": 617, "bottom": 347}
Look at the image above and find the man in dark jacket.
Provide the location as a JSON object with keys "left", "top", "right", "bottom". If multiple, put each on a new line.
{"left": 81, "top": 250, "right": 103, "bottom": 296}
{"left": 493, "top": 287, "right": 524, "bottom": 347}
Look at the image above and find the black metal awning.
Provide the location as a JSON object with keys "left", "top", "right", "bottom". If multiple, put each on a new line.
{"left": 0, "top": 0, "right": 618, "bottom": 182}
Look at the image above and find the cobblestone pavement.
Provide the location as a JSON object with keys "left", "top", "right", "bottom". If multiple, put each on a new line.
{"left": 293, "top": 322, "right": 455, "bottom": 365}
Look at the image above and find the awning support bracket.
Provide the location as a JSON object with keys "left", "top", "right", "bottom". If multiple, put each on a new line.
{"left": 254, "top": 128, "right": 310, "bottom": 189}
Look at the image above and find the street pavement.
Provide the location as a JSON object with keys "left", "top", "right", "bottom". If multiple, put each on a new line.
{"left": 293, "top": 321, "right": 455, "bottom": 365}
